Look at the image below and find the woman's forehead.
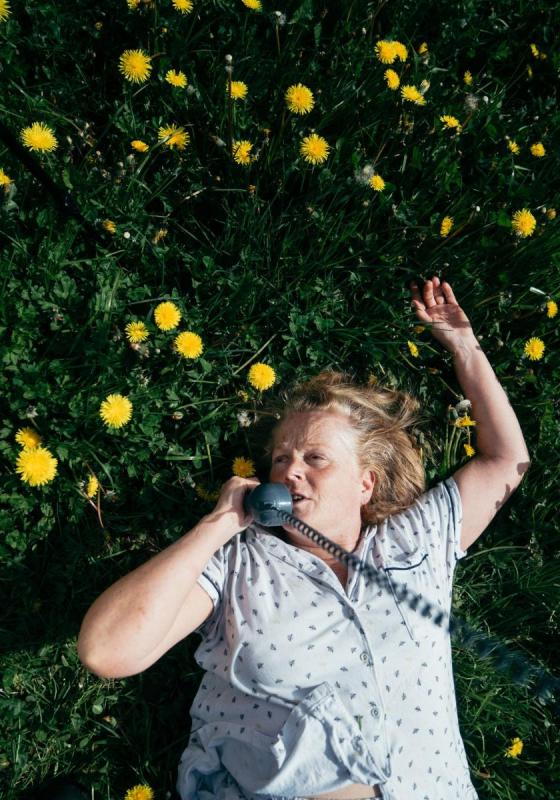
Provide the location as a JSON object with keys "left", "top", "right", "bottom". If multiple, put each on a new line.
{"left": 272, "top": 410, "right": 355, "bottom": 449}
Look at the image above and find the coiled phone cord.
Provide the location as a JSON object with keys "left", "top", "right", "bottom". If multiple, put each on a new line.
{"left": 263, "top": 503, "right": 560, "bottom": 715}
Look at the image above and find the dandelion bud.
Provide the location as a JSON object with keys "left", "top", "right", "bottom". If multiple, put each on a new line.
{"left": 455, "top": 399, "right": 472, "bottom": 414}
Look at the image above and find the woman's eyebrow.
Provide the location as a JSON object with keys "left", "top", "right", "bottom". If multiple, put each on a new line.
{"left": 272, "top": 444, "right": 331, "bottom": 452}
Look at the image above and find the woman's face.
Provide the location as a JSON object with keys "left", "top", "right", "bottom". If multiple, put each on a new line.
{"left": 268, "top": 410, "right": 375, "bottom": 546}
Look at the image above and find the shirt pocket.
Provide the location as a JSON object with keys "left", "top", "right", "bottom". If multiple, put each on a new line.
{"left": 197, "top": 681, "right": 388, "bottom": 795}
{"left": 382, "top": 550, "right": 435, "bottom": 642}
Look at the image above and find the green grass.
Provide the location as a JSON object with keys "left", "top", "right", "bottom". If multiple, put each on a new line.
{"left": 1, "top": 0, "right": 560, "bottom": 797}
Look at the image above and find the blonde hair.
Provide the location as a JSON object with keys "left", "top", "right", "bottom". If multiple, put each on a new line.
{"left": 253, "top": 369, "right": 427, "bottom": 526}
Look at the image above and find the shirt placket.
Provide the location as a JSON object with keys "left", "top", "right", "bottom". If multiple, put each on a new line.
{"left": 301, "top": 555, "right": 392, "bottom": 782}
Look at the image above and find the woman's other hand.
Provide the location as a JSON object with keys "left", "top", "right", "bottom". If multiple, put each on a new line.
{"left": 410, "top": 276, "right": 477, "bottom": 354}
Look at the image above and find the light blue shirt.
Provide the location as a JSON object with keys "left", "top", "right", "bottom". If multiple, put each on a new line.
{"left": 177, "top": 476, "right": 479, "bottom": 800}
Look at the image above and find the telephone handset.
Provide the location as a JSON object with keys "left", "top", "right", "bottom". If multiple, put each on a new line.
{"left": 243, "top": 482, "right": 293, "bottom": 526}
{"left": 241, "top": 483, "right": 559, "bottom": 706}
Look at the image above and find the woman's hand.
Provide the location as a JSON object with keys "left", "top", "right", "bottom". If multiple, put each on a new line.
{"left": 409, "top": 276, "right": 477, "bottom": 354}
{"left": 206, "top": 476, "right": 262, "bottom": 540}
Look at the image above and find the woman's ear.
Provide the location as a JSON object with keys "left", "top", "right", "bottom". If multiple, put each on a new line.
{"left": 361, "top": 470, "right": 375, "bottom": 505}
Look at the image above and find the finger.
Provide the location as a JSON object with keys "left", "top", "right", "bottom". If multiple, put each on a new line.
{"left": 424, "top": 279, "right": 437, "bottom": 308}
{"left": 441, "top": 280, "right": 458, "bottom": 304}
{"left": 409, "top": 281, "right": 425, "bottom": 310}
{"left": 432, "top": 276, "right": 445, "bottom": 305}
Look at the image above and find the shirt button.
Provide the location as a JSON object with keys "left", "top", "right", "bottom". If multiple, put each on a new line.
{"left": 352, "top": 736, "right": 363, "bottom": 754}
{"left": 360, "top": 651, "right": 368, "bottom": 663}
{"left": 370, "top": 703, "right": 380, "bottom": 719}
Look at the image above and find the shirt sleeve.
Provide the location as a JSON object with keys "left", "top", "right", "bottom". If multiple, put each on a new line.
{"left": 193, "top": 545, "right": 228, "bottom": 637}
{"left": 424, "top": 475, "right": 467, "bottom": 589}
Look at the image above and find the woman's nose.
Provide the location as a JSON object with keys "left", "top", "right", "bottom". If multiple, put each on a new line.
{"left": 285, "top": 460, "right": 304, "bottom": 479}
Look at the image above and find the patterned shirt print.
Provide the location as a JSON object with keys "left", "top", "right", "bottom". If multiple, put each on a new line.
{"left": 176, "top": 476, "right": 479, "bottom": 800}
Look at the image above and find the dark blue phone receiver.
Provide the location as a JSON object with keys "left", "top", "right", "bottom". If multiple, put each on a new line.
{"left": 243, "top": 483, "right": 293, "bottom": 526}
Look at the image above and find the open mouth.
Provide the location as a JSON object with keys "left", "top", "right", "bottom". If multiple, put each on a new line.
{"left": 291, "top": 495, "right": 310, "bottom": 507}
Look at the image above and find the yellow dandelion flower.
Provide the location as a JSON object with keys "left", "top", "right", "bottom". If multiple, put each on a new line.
{"left": 546, "top": 208, "right": 556, "bottom": 220}
{"left": 86, "top": 475, "right": 99, "bottom": 498}
{"left": 374, "top": 40, "right": 398, "bottom": 64}
{"left": 15, "top": 446, "right": 58, "bottom": 487}
{"left": 511, "top": 208, "right": 536, "bottom": 238}
{"left": 369, "top": 174, "right": 385, "bottom": 191}
{"left": 195, "top": 483, "right": 211, "bottom": 501}
{"left": 524, "top": 337, "right": 545, "bottom": 361}
{"left": 463, "top": 70, "right": 473, "bottom": 85}
{"left": 20, "top": 122, "right": 58, "bottom": 153}
{"left": 384, "top": 69, "right": 400, "bottom": 90}
{"left": 393, "top": 42, "right": 408, "bottom": 62}
{"left": 152, "top": 228, "right": 168, "bottom": 244}
{"left": 241, "top": 0, "right": 261, "bottom": 9}
{"left": 0, "top": 167, "right": 12, "bottom": 187}
{"left": 125, "top": 321, "right": 149, "bottom": 343}
{"left": 300, "top": 133, "right": 330, "bottom": 165}
{"left": 504, "top": 737, "right": 524, "bottom": 759}
{"left": 99, "top": 394, "right": 133, "bottom": 428}
{"left": 0, "top": 0, "right": 11, "bottom": 22}
{"left": 455, "top": 416, "right": 476, "bottom": 427}
{"left": 507, "top": 140, "right": 520, "bottom": 155}
{"left": 440, "top": 216, "right": 454, "bottom": 237}
{"left": 124, "top": 785, "right": 154, "bottom": 800}
{"left": 172, "top": 0, "right": 193, "bottom": 13}
{"left": 228, "top": 80, "right": 248, "bottom": 100}
{"left": 102, "top": 219, "right": 116, "bottom": 234}
{"left": 530, "top": 142, "right": 545, "bottom": 157}
{"left": 158, "top": 125, "right": 189, "bottom": 150}
{"left": 127, "top": 0, "right": 140, "bottom": 9}
{"left": 131, "top": 139, "right": 149, "bottom": 152}
{"left": 154, "top": 301, "right": 181, "bottom": 330}
{"left": 237, "top": 389, "right": 250, "bottom": 402}
{"left": 174, "top": 331, "right": 204, "bottom": 359}
{"left": 529, "top": 44, "right": 539, "bottom": 58}
{"left": 15, "top": 427, "right": 42, "bottom": 449}
{"left": 440, "top": 115, "right": 462, "bottom": 132}
{"left": 407, "top": 341, "right": 419, "bottom": 358}
{"left": 400, "top": 85, "right": 426, "bottom": 105}
{"left": 232, "top": 457, "right": 256, "bottom": 478}
{"left": 232, "top": 140, "right": 253, "bottom": 166}
{"left": 118, "top": 49, "right": 152, "bottom": 84}
{"left": 545, "top": 299, "right": 557, "bottom": 318}
{"left": 248, "top": 362, "right": 276, "bottom": 391}
{"left": 165, "top": 69, "right": 188, "bottom": 88}
{"left": 418, "top": 42, "right": 428, "bottom": 56}
{"left": 285, "top": 83, "right": 315, "bottom": 115}
{"left": 464, "top": 443, "right": 475, "bottom": 458}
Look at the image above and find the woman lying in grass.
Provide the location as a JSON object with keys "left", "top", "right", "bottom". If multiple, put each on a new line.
{"left": 77, "top": 277, "right": 530, "bottom": 800}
